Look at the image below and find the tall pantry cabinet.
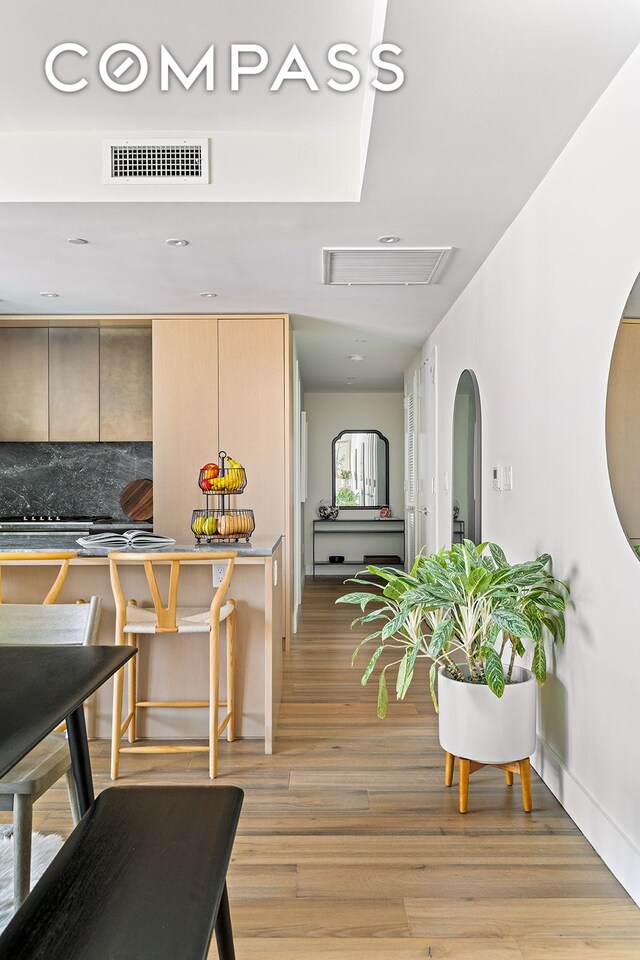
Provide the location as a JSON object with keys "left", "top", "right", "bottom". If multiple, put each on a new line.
{"left": 152, "top": 315, "right": 292, "bottom": 640}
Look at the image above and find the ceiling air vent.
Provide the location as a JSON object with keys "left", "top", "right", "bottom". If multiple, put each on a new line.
{"left": 322, "top": 247, "right": 452, "bottom": 285}
{"left": 104, "top": 138, "right": 209, "bottom": 184}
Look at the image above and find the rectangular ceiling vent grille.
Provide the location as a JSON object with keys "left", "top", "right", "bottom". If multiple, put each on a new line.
{"left": 322, "top": 247, "right": 452, "bottom": 285}
{"left": 104, "top": 138, "right": 209, "bottom": 184}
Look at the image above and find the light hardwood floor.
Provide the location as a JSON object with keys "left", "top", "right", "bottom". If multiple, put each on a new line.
{"left": 7, "top": 577, "right": 640, "bottom": 958}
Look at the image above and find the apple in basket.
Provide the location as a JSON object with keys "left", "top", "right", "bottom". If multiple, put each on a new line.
{"left": 200, "top": 462, "right": 220, "bottom": 491}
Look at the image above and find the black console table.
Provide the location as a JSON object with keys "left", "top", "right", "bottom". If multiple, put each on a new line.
{"left": 312, "top": 519, "right": 405, "bottom": 578}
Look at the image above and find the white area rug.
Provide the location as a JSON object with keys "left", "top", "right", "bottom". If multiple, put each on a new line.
{"left": 0, "top": 827, "right": 64, "bottom": 932}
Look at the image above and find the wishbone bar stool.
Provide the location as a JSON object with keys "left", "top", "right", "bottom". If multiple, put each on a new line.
{"left": 108, "top": 551, "right": 237, "bottom": 780}
{"left": 0, "top": 551, "right": 76, "bottom": 604}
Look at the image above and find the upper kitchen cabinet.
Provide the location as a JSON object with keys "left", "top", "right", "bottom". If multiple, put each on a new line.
{"left": 99, "top": 328, "right": 152, "bottom": 441}
{"left": 49, "top": 328, "right": 100, "bottom": 441}
{"left": 0, "top": 323, "right": 152, "bottom": 443}
{"left": 0, "top": 328, "right": 49, "bottom": 441}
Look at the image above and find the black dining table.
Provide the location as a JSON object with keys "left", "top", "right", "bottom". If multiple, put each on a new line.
{"left": 0, "top": 645, "right": 136, "bottom": 815}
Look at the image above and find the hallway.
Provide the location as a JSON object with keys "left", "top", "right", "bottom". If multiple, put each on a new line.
{"left": 26, "top": 577, "right": 640, "bottom": 958}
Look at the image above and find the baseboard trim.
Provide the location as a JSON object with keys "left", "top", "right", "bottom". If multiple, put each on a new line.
{"left": 533, "top": 737, "right": 640, "bottom": 906}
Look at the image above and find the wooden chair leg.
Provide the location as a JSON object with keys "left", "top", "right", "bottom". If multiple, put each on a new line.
{"left": 519, "top": 758, "right": 532, "bottom": 812}
{"left": 128, "top": 635, "right": 138, "bottom": 744}
{"left": 210, "top": 622, "right": 221, "bottom": 779}
{"left": 110, "top": 663, "right": 125, "bottom": 781}
{"left": 444, "top": 752, "right": 455, "bottom": 787}
{"left": 458, "top": 758, "right": 470, "bottom": 814}
{"left": 227, "top": 604, "right": 236, "bottom": 743}
{"left": 65, "top": 767, "right": 81, "bottom": 826}
{"left": 13, "top": 793, "right": 33, "bottom": 909}
{"left": 505, "top": 769, "right": 514, "bottom": 786}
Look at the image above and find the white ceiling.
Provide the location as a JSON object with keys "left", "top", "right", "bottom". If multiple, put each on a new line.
{"left": 2, "top": 0, "right": 640, "bottom": 389}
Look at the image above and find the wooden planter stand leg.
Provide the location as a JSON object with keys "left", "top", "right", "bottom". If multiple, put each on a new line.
{"left": 444, "top": 752, "right": 455, "bottom": 787}
{"left": 445, "top": 754, "right": 532, "bottom": 813}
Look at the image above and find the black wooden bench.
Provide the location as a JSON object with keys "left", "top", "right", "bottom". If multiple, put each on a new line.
{"left": 0, "top": 785, "right": 244, "bottom": 960}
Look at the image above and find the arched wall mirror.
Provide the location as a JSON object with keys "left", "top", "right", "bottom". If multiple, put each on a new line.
{"left": 452, "top": 370, "right": 482, "bottom": 544}
{"left": 331, "top": 429, "right": 389, "bottom": 508}
{"left": 606, "top": 273, "right": 640, "bottom": 559}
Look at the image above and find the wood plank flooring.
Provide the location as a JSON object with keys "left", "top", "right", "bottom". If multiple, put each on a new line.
{"left": 5, "top": 577, "right": 640, "bottom": 957}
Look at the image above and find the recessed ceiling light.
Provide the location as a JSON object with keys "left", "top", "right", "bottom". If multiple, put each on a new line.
{"left": 40, "top": 291, "right": 59, "bottom": 298}
{"left": 346, "top": 379, "right": 355, "bottom": 385}
{"left": 354, "top": 338, "right": 368, "bottom": 343}
{"left": 67, "top": 238, "right": 88, "bottom": 245}
{"left": 199, "top": 292, "right": 218, "bottom": 298}
{"left": 348, "top": 354, "right": 365, "bottom": 362}
{"left": 166, "top": 238, "right": 189, "bottom": 247}
{"left": 378, "top": 235, "right": 400, "bottom": 244}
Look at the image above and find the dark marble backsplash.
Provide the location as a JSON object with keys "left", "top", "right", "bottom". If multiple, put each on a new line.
{"left": 0, "top": 443, "right": 153, "bottom": 519}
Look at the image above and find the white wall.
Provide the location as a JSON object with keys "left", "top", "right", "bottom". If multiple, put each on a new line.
{"left": 303, "top": 391, "right": 404, "bottom": 573}
{"left": 413, "top": 43, "right": 640, "bottom": 903}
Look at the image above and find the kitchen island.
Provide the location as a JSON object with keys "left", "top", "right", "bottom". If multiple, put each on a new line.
{"left": 0, "top": 534, "right": 284, "bottom": 753}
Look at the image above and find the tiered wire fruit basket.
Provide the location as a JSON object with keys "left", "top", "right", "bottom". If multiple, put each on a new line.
{"left": 191, "top": 450, "right": 255, "bottom": 543}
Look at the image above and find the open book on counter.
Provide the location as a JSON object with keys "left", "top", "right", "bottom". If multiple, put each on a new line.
{"left": 76, "top": 530, "right": 176, "bottom": 549}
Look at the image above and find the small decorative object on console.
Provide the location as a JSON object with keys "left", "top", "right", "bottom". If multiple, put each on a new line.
{"left": 317, "top": 500, "right": 339, "bottom": 521}
{"left": 379, "top": 505, "right": 392, "bottom": 519}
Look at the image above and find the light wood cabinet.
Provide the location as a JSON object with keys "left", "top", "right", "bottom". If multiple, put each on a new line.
{"left": 152, "top": 315, "right": 291, "bottom": 641}
{"left": 49, "top": 328, "right": 100, "bottom": 441}
{"left": 0, "top": 328, "right": 49, "bottom": 441}
{"left": 152, "top": 319, "right": 219, "bottom": 539}
{"left": 218, "top": 317, "right": 287, "bottom": 549}
{"left": 99, "top": 328, "right": 152, "bottom": 441}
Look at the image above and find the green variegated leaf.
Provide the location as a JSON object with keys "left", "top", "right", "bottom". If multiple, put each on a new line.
{"left": 356, "top": 606, "right": 394, "bottom": 625}
{"left": 381, "top": 608, "right": 409, "bottom": 640}
{"left": 484, "top": 648, "right": 505, "bottom": 698}
{"left": 377, "top": 670, "right": 389, "bottom": 718}
{"left": 532, "top": 641, "right": 547, "bottom": 684}
{"left": 468, "top": 567, "right": 491, "bottom": 595}
{"left": 396, "top": 652, "right": 416, "bottom": 700}
{"left": 489, "top": 542, "right": 508, "bottom": 566}
{"left": 492, "top": 608, "right": 532, "bottom": 639}
{"left": 429, "top": 617, "right": 454, "bottom": 656}
{"left": 351, "top": 630, "right": 382, "bottom": 663}
{"left": 542, "top": 593, "right": 565, "bottom": 612}
{"left": 361, "top": 645, "right": 385, "bottom": 685}
{"left": 336, "top": 591, "right": 378, "bottom": 609}
{"left": 429, "top": 661, "right": 439, "bottom": 712}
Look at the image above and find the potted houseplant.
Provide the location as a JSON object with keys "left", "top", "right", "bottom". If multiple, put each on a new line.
{"left": 337, "top": 540, "right": 567, "bottom": 767}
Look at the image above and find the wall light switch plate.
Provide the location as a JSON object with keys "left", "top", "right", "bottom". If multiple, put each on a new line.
{"left": 444, "top": 471, "right": 449, "bottom": 492}
{"left": 492, "top": 467, "right": 502, "bottom": 491}
{"left": 502, "top": 465, "right": 513, "bottom": 491}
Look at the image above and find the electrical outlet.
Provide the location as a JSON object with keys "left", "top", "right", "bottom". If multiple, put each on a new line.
{"left": 213, "top": 563, "right": 226, "bottom": 587}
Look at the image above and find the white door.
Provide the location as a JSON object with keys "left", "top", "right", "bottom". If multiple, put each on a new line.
{"left": 416, "top": 361, "right": 429, "bottom": 554}
{"left": 423, "top": 348, "right": 438, "bottom": 554}
{"left": 404, "top": 371, "right": 418, "bottom": 569}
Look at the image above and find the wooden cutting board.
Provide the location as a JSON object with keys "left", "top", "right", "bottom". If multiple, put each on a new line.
{"left": 119, "top": 478, "right": 153, "bottom": 522}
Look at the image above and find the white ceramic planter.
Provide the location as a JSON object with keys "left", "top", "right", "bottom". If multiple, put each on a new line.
{"left": 438, "top": 666, "right": 537, "bottom": 764}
